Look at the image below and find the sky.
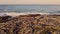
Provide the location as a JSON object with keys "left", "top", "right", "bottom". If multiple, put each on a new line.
{"left": 0, "top": 0, "right": 60, "bottom": 4}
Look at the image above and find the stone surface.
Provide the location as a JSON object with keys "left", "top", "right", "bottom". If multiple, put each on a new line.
{"left": 0, "top": 14, "right": 60, "bottom": 34}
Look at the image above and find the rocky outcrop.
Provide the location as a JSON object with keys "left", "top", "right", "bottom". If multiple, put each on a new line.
{"left": 0, "top": 14, "right": 60, "bottom": 34}
{"left": 0, "top": 16, "right": 12, "bottom": 23}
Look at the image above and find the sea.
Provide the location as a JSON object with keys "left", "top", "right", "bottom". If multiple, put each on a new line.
{"left": 0, "top": 4, "right": 60, "bottom": 16}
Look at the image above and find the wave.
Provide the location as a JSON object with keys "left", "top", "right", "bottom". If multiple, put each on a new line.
{"left": 0, "top": 11, "right": 60, "bottom": 17}
{"left": 0, "top": 12, "right": 50, "bottom": 17}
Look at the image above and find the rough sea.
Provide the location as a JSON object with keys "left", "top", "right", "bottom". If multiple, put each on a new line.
{"left": 0, "top": 4, "right": 60, "bottom": 16}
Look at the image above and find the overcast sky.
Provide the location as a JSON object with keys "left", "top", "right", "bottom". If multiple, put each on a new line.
{"left": 0, "top": 0, "right": 60, "bottom": 4}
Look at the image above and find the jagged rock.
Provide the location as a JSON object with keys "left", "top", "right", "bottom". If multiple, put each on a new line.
{"left": 0, "top": 14, "right": 60, "bottom": 34}
{"left": 0, "top": 16, "right": 12, "bottom": 23}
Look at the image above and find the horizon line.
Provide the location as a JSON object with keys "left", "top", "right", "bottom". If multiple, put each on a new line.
{"left": 0, "top": 4, "right": 60, "bottom": 5}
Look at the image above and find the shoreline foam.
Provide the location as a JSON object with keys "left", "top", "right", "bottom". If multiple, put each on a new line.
{"left": 0, "top": 12, "right": 50, "bottom": 16}
{"left": 0, "top": 12, "right": 60, "bottom": 17}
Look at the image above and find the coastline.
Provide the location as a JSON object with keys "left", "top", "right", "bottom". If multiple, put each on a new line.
{"left": 0, "top": 13, "right": 60, "bottom": 34}
{"left": 0, "top": 12, "right": 60, "bottom": 17}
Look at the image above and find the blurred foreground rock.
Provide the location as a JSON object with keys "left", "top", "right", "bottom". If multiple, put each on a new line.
{"left": 0, "top": 14, "right": 60, "bottom": 34}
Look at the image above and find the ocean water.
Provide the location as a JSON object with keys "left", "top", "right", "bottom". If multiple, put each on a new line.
{"left": 0, "top": 5, "right": 60, "bottom": 16}
{"left": 0, "top": 5, "right": 60, "bottom": 12}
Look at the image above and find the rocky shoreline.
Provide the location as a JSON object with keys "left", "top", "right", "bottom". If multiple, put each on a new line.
{"left": 0, "top": 14, "right": 60, "bottom": 34}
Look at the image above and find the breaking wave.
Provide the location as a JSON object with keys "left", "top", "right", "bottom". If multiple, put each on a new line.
{"left": 0, "top": 11, "right": 60, "bottom": 17}
{"left": 0, "top": 12, "right": 50, "bottom": 17}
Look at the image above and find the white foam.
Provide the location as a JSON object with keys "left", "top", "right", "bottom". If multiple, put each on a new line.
{"left": 0, "top": 12, "right": 50, "bottom": 17}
